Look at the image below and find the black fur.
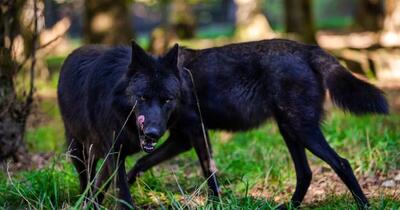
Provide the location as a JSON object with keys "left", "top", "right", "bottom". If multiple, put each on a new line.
{"left": 58, "top": 42, "right": 182, "bottom": 209}
{"left": 58, "top": 39, "right": 388, "bottom": 209}
{"left": 309, "top": 47, "right": 388, "bottom": 115}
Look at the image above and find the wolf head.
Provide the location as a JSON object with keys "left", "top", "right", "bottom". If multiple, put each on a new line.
{"left": 113, "top": 41, "right": 184, "bottom": 153}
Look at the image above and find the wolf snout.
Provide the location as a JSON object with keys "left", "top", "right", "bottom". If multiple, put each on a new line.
{"left": 143, "top": 127, "right": 161, "bottom": 139}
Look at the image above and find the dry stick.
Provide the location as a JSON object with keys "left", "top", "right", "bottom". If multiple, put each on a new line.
{"left": 6, "top": 163, "right": 36, "bottom": 209}
{"left": 87, "top": 144, "right": 95, "bottom": 200}
{"left": 89, "top": 101, "right": 137, "bottom": 206}
{"left": 17, "top": 35, "right": 63, "bottom": 72}
{"left": 183, "top": 67, "right": 213, "bottom": 165}
{"left": 183, "top": 67, "right": 222, "bottom": 205}
{"left": 38, "top": 35, "right": 62, "bottom": 50}
{"left": 114, "top": 100, "right": 137, "bottom": 142}
{"left": 171, "top": 167, "right": 186, "bottom": 197}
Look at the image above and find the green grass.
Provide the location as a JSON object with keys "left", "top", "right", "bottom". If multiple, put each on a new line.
{"left": 26, "top": 97, "right": 65, "bottom": 153}
{"left": 2, "top": 38, "right": 399, "bottom": 208}
{"left": 0, "top": 157, "right": 79, "bottom": 209}
{"left": 1, "top": 100, "right": 399, "bottom": 209}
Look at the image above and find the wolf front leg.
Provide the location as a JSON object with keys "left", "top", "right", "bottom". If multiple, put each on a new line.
{"left": 116, "top": 155, "right": 135, "bottom": 210}
{"left": 190, "top": 128, "right": 221, "bottom": 198}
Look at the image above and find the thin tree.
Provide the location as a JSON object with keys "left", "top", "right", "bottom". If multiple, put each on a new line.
{"left": 170, "top": 0, "right": 196, "bottom": 39}
{"left": 148, "top": 0, "right": 197, "bottom": 55}
{"left": 83, "top": 0, "right": 134, "bottom": 45}
{"left": 284, "top": 0, "right": 316, "bottom": 44}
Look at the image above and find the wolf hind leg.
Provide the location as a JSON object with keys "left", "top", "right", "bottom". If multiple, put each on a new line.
{"left": 272, "top": 74, "right": 368, "bottom": 208}
{"left": 275, "top": 116, "right": 312, "bottom": 209}
{"left": 296, "top": 125, "right": 369, "bottom": 208}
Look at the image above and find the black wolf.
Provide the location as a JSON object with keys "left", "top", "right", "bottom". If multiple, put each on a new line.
{"left": 126, "top": 39, "right": 388, "bottom": 209}
{"left": 58, "top": 39, "right": 387, "bottom": 209}
{"left": 58, "top": 43, "right": 182, "bottom": 209}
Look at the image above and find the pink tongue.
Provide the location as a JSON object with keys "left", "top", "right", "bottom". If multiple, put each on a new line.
{"left": 137, "top": 115, "right": 145, "bottom": 130}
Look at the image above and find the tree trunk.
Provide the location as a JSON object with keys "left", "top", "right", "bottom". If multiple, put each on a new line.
{"left": 234, "top": 0, "right": 274, "bottom": 41}
{"left": 84, "top": 0, "right": 133, "bottom": 45}
{"left": 169, "top": 0, "right": 196, "bottom": 39}
{"left": 0, "top": 50, "right": 26, "bottom": 161}
{"left": 0, "top": 0, "right": 37, "bottom": 162}
{"left": 149, "top": 0, "right": 195, "bottom": 54}
{"left": 380, "top": 0, "right": 400, "bottom": 46}
{"left": 355, "top": 0, "right": 384, "bottom": 31}
{"left": 284, "top": 0, "right": 316, "bottom": 43}
{"left": 149, "top": 0, "right": 172, "bottom": 55}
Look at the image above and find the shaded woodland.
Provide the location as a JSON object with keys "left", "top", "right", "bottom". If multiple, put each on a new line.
{"left": 0, "top": 0, "right": 399, "bottom": 209}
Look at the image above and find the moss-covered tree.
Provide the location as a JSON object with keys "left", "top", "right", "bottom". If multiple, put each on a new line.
{"left": 0, "top": 0, "right": 39, "bottom": 161}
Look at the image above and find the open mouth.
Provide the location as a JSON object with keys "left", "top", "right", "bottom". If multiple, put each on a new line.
{"left": 137, "top": 126, "right": 157, "bottom": 153}
{"left": 139, "top": 132, "right": 157, "bottom": 153}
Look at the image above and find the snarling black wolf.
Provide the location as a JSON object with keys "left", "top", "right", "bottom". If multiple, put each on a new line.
{"left": 58, "top": 39, "right": 388, "bottom": 209}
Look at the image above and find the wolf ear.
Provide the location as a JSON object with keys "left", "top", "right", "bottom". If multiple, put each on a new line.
{"left": 162, "top": 44, "right": 179, "bottom": 71}
{"left": 129, "top": 40, "right": 149, "bottom": 74}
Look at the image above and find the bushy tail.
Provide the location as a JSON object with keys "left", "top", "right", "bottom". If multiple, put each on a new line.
{"left": 309, "top": 47, "right": 389, "bottom": 115}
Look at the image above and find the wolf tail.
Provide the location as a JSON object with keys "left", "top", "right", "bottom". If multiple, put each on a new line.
{"left": 309, "top": 47, "right": 388, "bottom": 115}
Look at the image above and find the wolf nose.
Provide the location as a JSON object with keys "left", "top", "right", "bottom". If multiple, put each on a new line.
{"left": 144, "top": 127, "right": 161, "bottom": 139}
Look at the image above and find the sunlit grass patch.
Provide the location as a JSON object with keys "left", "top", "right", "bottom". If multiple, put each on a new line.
{"left": 0, "top": 156, "right": 79, "bottom": 209}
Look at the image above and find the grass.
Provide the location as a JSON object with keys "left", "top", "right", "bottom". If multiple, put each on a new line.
{"left": 1, "top": 95, "right": 399, "bottom": 209}
{"left": 0, "top": 157, "right": 79, "bottom": 209}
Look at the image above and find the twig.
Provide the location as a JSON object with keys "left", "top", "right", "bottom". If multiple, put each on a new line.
{"left": 17, "top": 35, "right": 63, "bottom": 71}
{"left": 6, "top": 162, "right": 36, "bottom": 208}
{"left": 183, "top": 67, "right": 213, "bottom": 163}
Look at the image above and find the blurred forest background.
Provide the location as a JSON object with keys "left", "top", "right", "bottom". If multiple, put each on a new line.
{"left": 1, "top": 0, "right": 400, "bottom": 209}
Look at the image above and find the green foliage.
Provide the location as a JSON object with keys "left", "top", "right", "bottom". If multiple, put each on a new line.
{"left": 196, "top": 25, "right": 235, "bottom": 39}
{"left": 26, "top": 125, "right": 65, "bottom": 153}
{"left": 26, "top": 97, "right": 64, "bottom": 153}
{"left": 46, "top": 56, "right": 65, "bottom": 72}
{"left": 0, "top": 157, "right": 79, "bottom": 209}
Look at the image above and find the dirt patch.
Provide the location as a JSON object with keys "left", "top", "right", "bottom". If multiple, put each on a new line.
{"left": 26, "top": 92, "right": 59, "bottom": 129}
{"left": 250, "top": 166, "right": 400, "bottom": 205}
{"left": 1, "top": 152, "right": 54, "bottom": 174}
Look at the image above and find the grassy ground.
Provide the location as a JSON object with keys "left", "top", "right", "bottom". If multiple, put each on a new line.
{"left": 0, "top": 92, "right": 399, "bottom": 209}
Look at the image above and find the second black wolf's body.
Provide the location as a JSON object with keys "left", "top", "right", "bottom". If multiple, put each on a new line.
{"left": 180, "top": 39, "right": 386, "bottom": 131}
{"left": 129, "top": 39, "right": 387, "bottom": 208}
{"left": 58, "top": 39, "right": 387, "bottom": 209}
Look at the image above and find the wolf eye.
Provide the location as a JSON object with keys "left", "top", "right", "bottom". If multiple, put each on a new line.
{"left": 164, "top": 98, "right": 173, "bottom": 104}
{"left": 139, "top": 96, "right": 147, "bottom": 101}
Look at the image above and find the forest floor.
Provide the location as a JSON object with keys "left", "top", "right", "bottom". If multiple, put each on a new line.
{"left": 0, "top": 55, "right": 399, "bottom": 209}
